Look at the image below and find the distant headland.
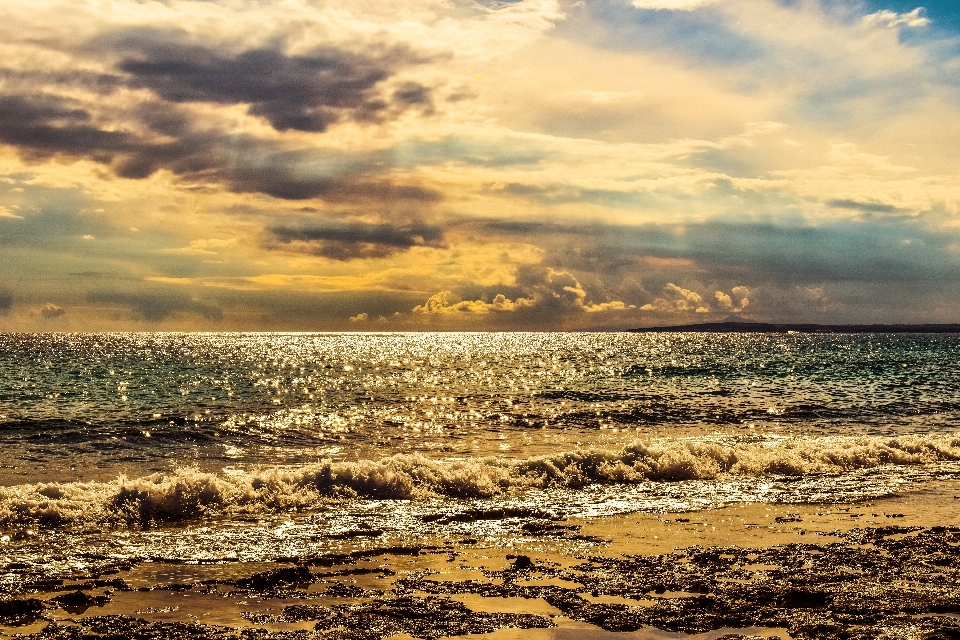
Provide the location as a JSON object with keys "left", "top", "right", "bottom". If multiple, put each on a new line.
{"left": 630, "top": 320, "right": 960, "bottom": 333}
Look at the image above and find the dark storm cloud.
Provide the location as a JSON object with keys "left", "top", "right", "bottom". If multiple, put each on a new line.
{"left": 0, "top": 68, "right": 124, "bottom": 94}
{"left": 268, "top": 221, "right": 444, "bottom": 260}
{"left": 0, "top": 290, "right": 11, "bottom": 314}
{"left": 110, "top": 31, "right": 427, "bottom": 132}
{"left": 392, "top": 81, "right": 433, "bottom": 112}
{"left": 0, "top": 95, "right": 138, "bottom": 160}
{"left": 222, "top": 162, "right": 442, "bottom": 202}
{"left": 0, "top": 93, "right": 212, "bottom": 180}
{"left": 480, "top": 219, "right": 589, "bottom": 235}
{"left": 89, "top": 291, "right": 223, "bottom": 322}
{"left": 0, "top": 29, "right": 441, "bottom": 202}
{"left": 826, "top": 199, "right": 908, "bottom": 215}
{"left": 0, "top": 92, "right": 440, "bottom": 202}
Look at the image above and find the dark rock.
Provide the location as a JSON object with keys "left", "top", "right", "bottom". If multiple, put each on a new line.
{"left": 775, "top": 515, "right": 803, "bottom": 524}
{"left": 237, "top": 564, "right": 314, "bottom": 590}
{"left": 423, "top": 507, "right": 555, "bottom": 525}
{"left": 774, "top": 590, "right": 831, "bottom": 609}
{"left": 94, "top": 578, "right": 131, "bottom": 591}
{"left": 51, "top": 590, "right": 110, "bottom": 611}
{"left": 0, "top": 598, "right": 44, "bottom": 619}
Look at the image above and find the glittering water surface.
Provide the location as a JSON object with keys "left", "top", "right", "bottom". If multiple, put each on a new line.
{"left": 2, "top": 332, "right": 959, "bottom": 469}
{"left": 0, "top": 332, "right": 958, "bottom": 567}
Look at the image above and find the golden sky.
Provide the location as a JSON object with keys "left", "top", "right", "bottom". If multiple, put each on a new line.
{"left": 1, "top": 0, "right": 959, "bottom": 330}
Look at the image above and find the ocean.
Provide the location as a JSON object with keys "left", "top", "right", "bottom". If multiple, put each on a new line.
{"left": 1, "top": 332, "right": 959, "bottom": 638}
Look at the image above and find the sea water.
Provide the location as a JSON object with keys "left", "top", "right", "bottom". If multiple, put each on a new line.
{"left": 0, "top": 332, "right": 958, "bottom": 573}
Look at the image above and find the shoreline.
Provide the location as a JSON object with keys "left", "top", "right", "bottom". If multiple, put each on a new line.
{"left": 629, "top": 321, "right": 960, "bottom": 333}
{"left": 0, "top": 480, "right": 957, "bottom": 639}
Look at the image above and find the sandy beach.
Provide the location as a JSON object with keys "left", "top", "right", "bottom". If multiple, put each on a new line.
{"left": 1, "top": 478, "right": 957, "bottom": 640}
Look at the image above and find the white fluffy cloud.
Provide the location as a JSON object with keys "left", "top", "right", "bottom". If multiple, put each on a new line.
{"left": 630, "top": 0, "right": 720, "bottom": 10}
{"left": 862, "top": 8, "right": 930, "bottom": 29}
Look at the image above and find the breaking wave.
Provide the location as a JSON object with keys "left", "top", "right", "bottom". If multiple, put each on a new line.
{"left": 2, "top": 433, "right": 958, "bottom": 528}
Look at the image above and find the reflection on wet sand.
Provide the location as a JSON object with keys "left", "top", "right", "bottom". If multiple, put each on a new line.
{"left": 0, "top": 484, "right": 957, "bottom": 639}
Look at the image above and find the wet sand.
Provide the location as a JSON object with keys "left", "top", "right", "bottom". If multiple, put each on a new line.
{"left": 1, "top": 479, "right": 958, "bottom": 639}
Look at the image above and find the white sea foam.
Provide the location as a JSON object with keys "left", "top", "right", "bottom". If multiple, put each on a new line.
{"left": 1, "top": 433, "right": 958, "bottom": 528}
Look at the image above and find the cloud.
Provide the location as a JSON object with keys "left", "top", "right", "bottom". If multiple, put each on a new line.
{"left": 88, "top": 291, "right": 222, "bottom": 322}
{"left": 863, "top": 9, "right": 930, "bottom": 29}
{"left": 715, "top": 285, "right": 750, "bottom": 313}
{"left": 519, "top": 214, "right": 960, "bottom": 289}
{"left": 412, "top": 268, "right": 633, "bottom": 317}
{"left": 826, "top": 199, "right": 908, "bottom": 215}
{"left": 32, "top": 303, "right": 65, "bottom": 319}
{"left": 0, "top": 25, "right": 445, "bottom": 204}
{"left": 0, "top": 94, "right": 139, "bottom": 161}
{"left": 641, "top": 283, "right": 710, "bottom": 313}
{"left": 0, "top": 91, "right": 440, "bottom": 203}
{"left": 630, "top": 0, "right": 720, "bottom": 10}
{"left": 221, "top": 162, "right": 442, "bottom": 203}
{"left": 166, "top": 238, "right": 237, "bottom": 256}
{"left": 392, "top": 82, "right": 434, "bottom": 112}
{"left": 268, "top": 221, "right": 444, "bottom": 261}
{"left": 0, "top": 290, "right": 11, "bottom": 314}
{"left": 2, "top": 0, "right": 960, "bottom": 331}
{"left": 413, "top": 290, "right": 534, "bottom": 314}
{"left": 0, "top": 206, "right": 23, "bottom": 219}
{"left": 114, "top": 35, "right": 425, "bottom": 132}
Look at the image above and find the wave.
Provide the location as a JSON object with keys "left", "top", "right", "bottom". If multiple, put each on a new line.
{"left": 1, "top": 433, "right": 958, "bottom": 528}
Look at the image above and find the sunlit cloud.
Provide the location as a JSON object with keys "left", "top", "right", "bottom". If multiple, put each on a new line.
{"left": 641, "top": 283, "right": 710, "bottom": 314}
{"left": 409, "top": 268, "right": 634, "bottom": 324}
{"left": 715, "top": 286, "right": 750, "bottom": 314}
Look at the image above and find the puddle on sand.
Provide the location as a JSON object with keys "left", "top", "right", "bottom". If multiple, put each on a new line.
{"left": 421, "top": 566, "right": 496, "bottom": 583}
{"left": 122, "top": 560, "right": 280, "bottom": 589}
{"left": 445, "top": 622, "right": 792, "bottom": 639}
{"left": 579, "top": 593, "right": 658, "bottom": 607}
{"left": 447, "top": 593, "right": 563, "bottom": 616}
{"left": 41, "top": 589, "right": 318, "bottom": 632}
{"left": 514, "top": 576, "right": 583, "bottom": 589}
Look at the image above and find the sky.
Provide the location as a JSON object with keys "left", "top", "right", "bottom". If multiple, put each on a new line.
{"left": 1, "top": 0, "right": 959, "bottom": 331}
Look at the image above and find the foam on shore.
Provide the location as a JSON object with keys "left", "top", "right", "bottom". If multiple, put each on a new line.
{"left": 1, "top": 433, "right": 957, "bottom": 527}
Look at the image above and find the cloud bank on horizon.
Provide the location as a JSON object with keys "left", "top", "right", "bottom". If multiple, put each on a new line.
{"left": 0, "top": 0, "right": 959, "bottom": 330}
